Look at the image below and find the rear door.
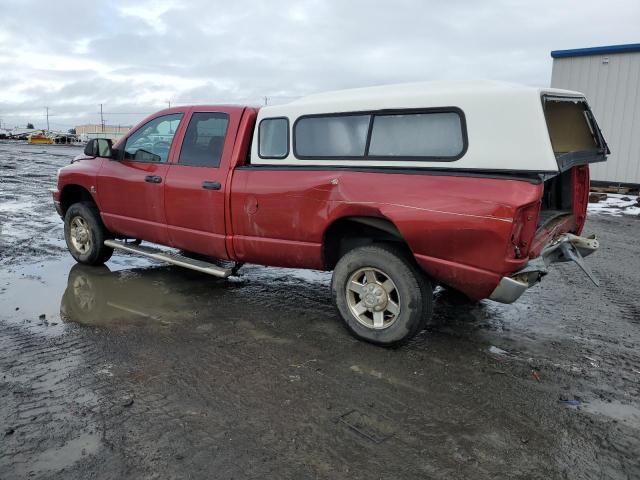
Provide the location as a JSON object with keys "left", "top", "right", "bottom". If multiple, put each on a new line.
{"left": 164, "top": 108, "right": 240, "bottom": 258}
{"left": 97, "top": 113, "right": 184, "bottom": 244}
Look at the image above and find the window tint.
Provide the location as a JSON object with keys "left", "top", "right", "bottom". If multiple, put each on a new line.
{"left": 259, "top": 118, "right": 289, "bottom": 158}
{"left": 124, "top": 114, "right": 183, "bottom": 163}
{"left": 368, "top": 112, "right": 464, "bottom": 158}
{"left": 295, "top": 115, "right": 370, "bottom": 157}
{"left": 179, "top": 112, "right": 229, "bottom": 167}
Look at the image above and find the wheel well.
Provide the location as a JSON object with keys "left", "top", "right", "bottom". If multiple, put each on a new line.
{"left": 60, "top": 185, "right": 95, "bottom": 216}
{"left": 323, "top": 217, "right": 411, "bottom": 270}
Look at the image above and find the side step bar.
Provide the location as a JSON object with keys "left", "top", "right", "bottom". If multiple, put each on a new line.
{"left": 104, "top": 240, "right": 232, "bottom": 278}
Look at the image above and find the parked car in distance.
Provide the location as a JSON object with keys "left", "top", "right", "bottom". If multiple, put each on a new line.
{"left": 53, "top": 81, "right": 608, "bottom": 346}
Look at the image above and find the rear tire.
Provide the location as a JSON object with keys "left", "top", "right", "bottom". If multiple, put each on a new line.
{"left": 64, "top": 202, "right": 113, "bottom": 266}
{"left": 331, "top": 244, "right": 433, "bottom": 347}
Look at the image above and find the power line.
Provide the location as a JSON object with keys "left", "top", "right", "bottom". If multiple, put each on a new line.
{"left": 100, "top": 112, "right": 155, "bottom": 115}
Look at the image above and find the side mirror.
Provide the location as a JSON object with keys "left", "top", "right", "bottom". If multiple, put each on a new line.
{"left": 84, "top": 138, "right": 114, "bottom": 158}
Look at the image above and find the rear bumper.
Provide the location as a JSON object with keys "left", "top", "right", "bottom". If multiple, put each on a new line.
{"left": 489, "top": 233, "right": 599, "bottom": 304}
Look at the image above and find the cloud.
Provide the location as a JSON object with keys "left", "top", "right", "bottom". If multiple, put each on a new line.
{"left": 0, "top": 0, "right": 638, "bottom": 130}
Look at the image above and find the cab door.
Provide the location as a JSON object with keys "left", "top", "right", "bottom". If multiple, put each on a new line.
{"left": 97, "top": 113, "right": 184, "bottom": 245}
{"left": 164, "top": 109, "right": 239, "bottom": 259}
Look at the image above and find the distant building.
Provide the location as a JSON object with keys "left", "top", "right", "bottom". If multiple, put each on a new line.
{"left": 551, "top": 43, "right": 640, "bottom": 186}
{"left": 75, "top": 124, "right": 131, "bottom": 142}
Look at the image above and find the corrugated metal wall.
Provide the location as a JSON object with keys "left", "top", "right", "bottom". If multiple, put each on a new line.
{"left": 551, "top": 52, "right": 640, "bottom": 184}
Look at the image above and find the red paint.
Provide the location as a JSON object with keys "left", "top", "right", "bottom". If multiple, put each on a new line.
{"left": 55, "top": 106, "right": 591, "bottom": 300}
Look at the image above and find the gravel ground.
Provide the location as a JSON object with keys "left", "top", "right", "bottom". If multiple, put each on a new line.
{"left": 0, "top": 141, "right": 639, "bottom": 479}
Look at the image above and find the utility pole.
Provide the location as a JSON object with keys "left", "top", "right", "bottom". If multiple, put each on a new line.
{"left": 167, "top": 100, "right": 171, "bottom": 108}
{"left": 100, "top": 104, "right": 105, "bottom": 133}
{"left": 45, "top": 106, "right": 50, "bottom": 132}
{"left": 263, "top": 96, "right": 269, "bottom": 106}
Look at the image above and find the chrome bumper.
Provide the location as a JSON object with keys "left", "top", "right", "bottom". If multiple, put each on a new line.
{"left": 489, "top": 233, "right": 599, "bottom": 304}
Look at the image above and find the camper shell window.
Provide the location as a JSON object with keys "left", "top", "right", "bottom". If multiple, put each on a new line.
{"left": 294, "top": 114, "right": 370, "bottom": 158}
{"left": 293, "top": 108, "right": 467, "bottom": 161}
{"left": 368, "top": 112, "right": 464, "bottom": 158}
{"left": 543, "top": 95, "right": 608, "bottom": 171}
{"left": 258, "top": 117, "right": 290, "bottom": 159}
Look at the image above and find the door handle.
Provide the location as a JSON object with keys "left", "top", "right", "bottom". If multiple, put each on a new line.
{"left": 202, "top": 181, "right": 221, "bottom": 190}
{"left": 144, "top": 175, "right": 162, "bottom": 184}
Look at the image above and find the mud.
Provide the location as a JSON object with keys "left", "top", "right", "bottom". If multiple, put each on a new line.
{"left": 1, "top": 141, "right": 639, "bottom": 479}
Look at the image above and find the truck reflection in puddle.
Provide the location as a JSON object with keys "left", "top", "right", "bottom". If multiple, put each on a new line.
{"left": 59, "top": 263, "right": 223, "bottom": 328}
{"left": 58, "top": 263, "right": 338, "bottom": 341}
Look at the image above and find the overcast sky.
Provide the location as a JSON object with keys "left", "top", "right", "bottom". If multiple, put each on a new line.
{"left": 0, "top": 0, "right": 638, "bottom": 131}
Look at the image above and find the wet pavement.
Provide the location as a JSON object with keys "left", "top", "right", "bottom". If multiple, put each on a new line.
{"left": 1, "top": 141, "right": 639, "bottom": 479}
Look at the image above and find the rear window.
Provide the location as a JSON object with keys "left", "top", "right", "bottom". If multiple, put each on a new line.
{"left": 544, "top": 99, "right": 601, "bottom": 155}
{"left": 293, "top": 109, "right": 466, "bottom": 160}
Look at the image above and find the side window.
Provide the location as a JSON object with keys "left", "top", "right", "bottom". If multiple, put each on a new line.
{"left": 124, "top": 113, "right": 183, "bottom": 163}
{"left": 178, "top": 112, "right": 229, "bottom": 167}
{"left": 294, "top": 115, "right": 370, "bottom": 158}
{"left": 258, "top": 118, "right": 289, "bottom": 159}
{"left": 368, "top": 112, "right": 464, "bottom": 158}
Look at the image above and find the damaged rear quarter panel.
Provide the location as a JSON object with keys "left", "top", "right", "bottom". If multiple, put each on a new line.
{"left": 230, "top": 168, "right": 543, "bottom": 298}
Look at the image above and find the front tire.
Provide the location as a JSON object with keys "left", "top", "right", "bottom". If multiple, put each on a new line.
{"left": 331, "top": 244, "right": 433, "bottom": 347}
{"left": 64, "top": 202, "right": 113, "bottom": 265}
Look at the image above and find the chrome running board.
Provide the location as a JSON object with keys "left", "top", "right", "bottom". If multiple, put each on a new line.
{"left": 104, "top": 240, "right": 232, "bottom": 278}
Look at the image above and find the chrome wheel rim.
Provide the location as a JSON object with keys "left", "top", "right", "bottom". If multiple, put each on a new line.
{"left": 346, "top": 267, "right": 401, "bottom": 330}
{"left": 69, "top": 216, "right": 92, "bottom": 254}
{"left": 72, "top": 275, "right": 95, "bottom": 312}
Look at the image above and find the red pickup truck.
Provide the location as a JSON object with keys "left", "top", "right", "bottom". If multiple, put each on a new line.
{"left": 54, "top": 81, "right": 607, "bottom": 346}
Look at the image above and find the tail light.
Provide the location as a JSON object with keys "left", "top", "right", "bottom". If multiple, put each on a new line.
{"left": 509, "top": 201, "right": 540, "bottom": 259}
{"left": 572, "top": 166, "right": 590, "bottom": 234}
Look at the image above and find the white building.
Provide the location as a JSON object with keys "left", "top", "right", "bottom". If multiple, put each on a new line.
{"left": 551, "top": 43, "right": 640, "bottom": 186}
{"left": 74, "top": 124, "right": 131, "bottom": 142}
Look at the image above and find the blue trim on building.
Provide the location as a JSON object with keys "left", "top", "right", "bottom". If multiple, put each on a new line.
{"left": 551, "top": 43, "right": 640, "bottom": 58}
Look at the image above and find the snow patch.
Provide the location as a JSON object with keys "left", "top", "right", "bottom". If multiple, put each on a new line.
{"left": 588, "top": 193, "right": 640, "bottom": 217}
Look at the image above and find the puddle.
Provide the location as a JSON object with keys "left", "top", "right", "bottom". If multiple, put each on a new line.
{"left": 0, "top": 255, "right": 176, "bottom": 334}
{"left": 0, "top": 251, "right": 332, "bottom": 338}
{"left": 24, "top": 431, "right": 101, "bottom": 474}
{"left": 582, "top": 399, "right": 640, "bottom": 428}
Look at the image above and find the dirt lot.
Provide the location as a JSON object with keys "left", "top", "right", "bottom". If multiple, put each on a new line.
{"left": 1, "top": 141, "right": 639, "bottom": 479}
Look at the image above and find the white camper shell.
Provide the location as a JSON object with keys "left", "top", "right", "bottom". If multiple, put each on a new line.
{"left": 252, "top": 81, "right": 608, "bottom": 175}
